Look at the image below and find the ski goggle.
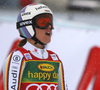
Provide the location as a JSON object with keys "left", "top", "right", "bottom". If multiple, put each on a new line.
{"left": 17, "top": 14, "right": 54, "bottom": 30}
{"left": 33, "top": 14, "right": 54, "bottom": 30}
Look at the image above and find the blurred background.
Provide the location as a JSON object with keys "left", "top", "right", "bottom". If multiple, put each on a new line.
{"left": 1, "top": 0, "right": 100, "bottom": 25}
{"left": 1, "top": 0, "right": 100, "bottom": 90}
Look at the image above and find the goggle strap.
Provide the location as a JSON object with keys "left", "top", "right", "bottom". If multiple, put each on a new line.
{"left": 17, "top": 19, "right": 32, "bottom": 29}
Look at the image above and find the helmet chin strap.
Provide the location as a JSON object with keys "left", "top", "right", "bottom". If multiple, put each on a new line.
{"left": 31, "top": 36, "right": 46, "bottom": 45}
{"left": 31, "top": 26, "right": 47, "bottom": 46}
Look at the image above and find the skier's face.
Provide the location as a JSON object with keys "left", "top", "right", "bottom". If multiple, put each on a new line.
{"left": 35, "top": 14, "right": 53, "bottom": 44}
{"left": 35, "top": 24, "right": 52, "bottom": 44}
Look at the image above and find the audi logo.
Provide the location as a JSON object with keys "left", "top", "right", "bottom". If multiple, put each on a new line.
{"left": 26, "top": 84, "right": 57, "bottom": 90}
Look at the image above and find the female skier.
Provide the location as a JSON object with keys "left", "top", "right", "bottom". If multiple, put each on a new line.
{"left": 0, "top": 3, "right": 65, "bottom": 90}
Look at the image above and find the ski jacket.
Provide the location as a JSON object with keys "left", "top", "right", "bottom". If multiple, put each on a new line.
{"left": 0, "top": 42, "right": 65, "bottom": 90}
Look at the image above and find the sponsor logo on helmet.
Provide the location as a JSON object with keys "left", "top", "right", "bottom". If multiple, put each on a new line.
{"left": 20, "top": 20, "right": 32, "bottom": 27}
{"left": 35, "top": 6, "right": 48, "bottom": 10}
{"left": 22, "top": 12, "right": 31, "bottom": 16}
{"left": 45, "top": 10, "right": 50, "bottom": 12}
{"left": 38, "top": 63, "right": 54, "bottom": 71}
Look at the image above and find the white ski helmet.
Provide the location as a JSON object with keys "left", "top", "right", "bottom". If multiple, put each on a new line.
{"left": 16, "top": 3, "right": 53, "bottom": 40}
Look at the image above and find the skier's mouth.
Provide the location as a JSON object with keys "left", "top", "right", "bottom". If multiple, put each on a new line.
{"left": 45, "top": 32, "right": 50, "bottom": 36}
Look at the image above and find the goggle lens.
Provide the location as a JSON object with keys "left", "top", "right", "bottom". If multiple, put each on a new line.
{"left": 34, "top": 14, "right": 54, "bottom": 29}
{"left": 37, "top": 18, "right": 50, "bottom": 27}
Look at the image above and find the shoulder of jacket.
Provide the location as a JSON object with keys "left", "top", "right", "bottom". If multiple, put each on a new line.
{"left": 47, "top": 50, "right": 60, "bottom": 61}
{"left": 10, "top": 48, "right": 24, "bottom": 57}
{"left": 5, "top": 49, "right": 24, "bottom": 64}
{"left": 47, "top": 50, "right": 57, "bottom": 54}
{"left": 12, "top": 51, "right": 23, "bottom": 58}
{"left": 12, "top": 47, "right": 28, "bottom": 54}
